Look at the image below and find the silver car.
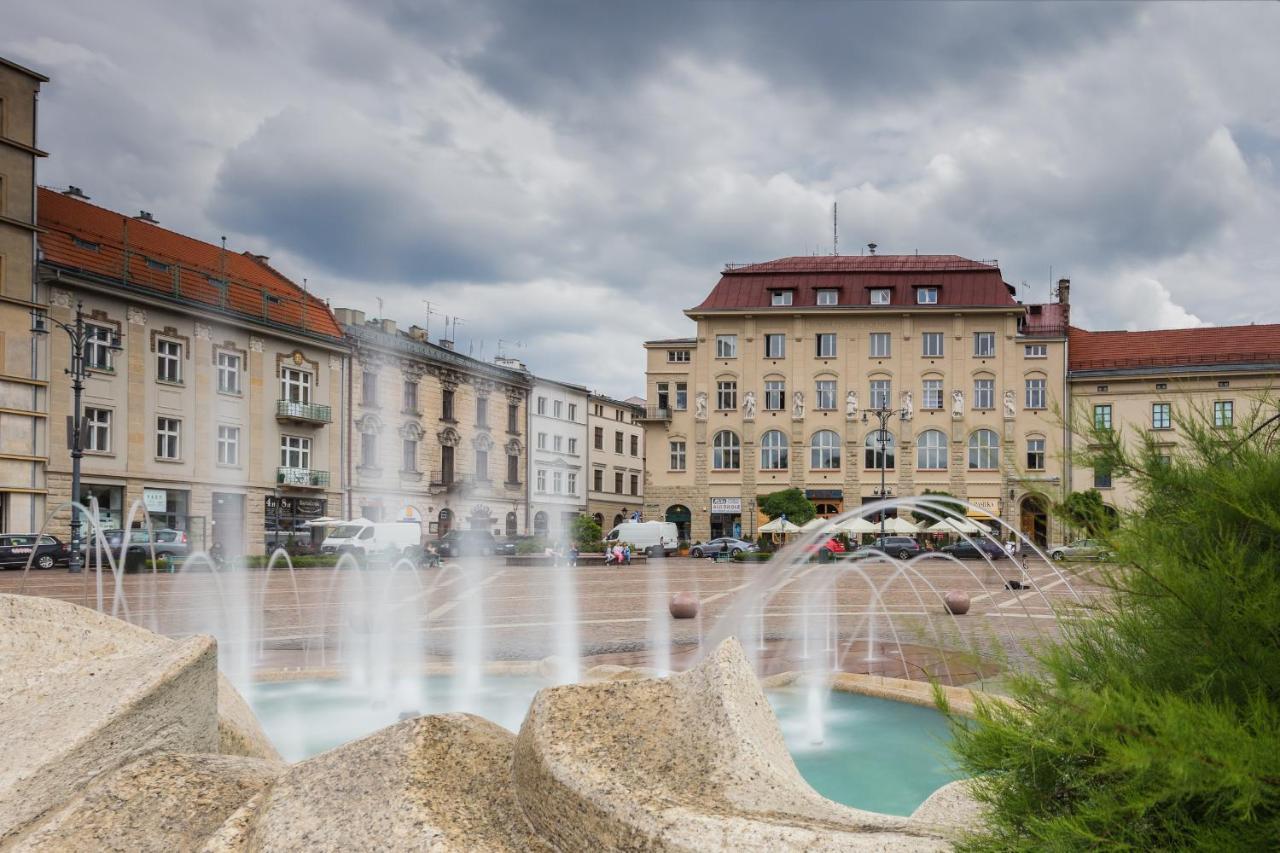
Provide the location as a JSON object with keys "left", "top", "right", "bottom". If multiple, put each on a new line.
{"left": 1048, "top": 538, "right": 1112, "bottom": 561}
{"left": 690, "top": 537, "right": 756, "bottom": 558}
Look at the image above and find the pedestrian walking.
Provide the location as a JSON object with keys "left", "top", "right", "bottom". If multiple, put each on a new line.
{"left": 569, "top": 545, "right": 579, "bottom": 567}
{"left": 624, "top": 544, "right": 631, "bottom": 565}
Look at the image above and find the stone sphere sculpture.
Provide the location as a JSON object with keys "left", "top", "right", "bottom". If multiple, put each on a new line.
{"left": 943, "top": 591, "right": 970, "bottom": 615}
{"left": 669, "top": 592, "right": 700, "bottom": 619}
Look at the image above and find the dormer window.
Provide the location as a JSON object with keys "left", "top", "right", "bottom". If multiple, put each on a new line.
{"left": 816, "top": 289, "right": 838, "bottom": 306}
{"left": 916, "top": 287, "right": 938, "bottom": 304}
{"left": 771, "top": 290, "right": 793, "bottom": 306}
{"left": 869, "top": 288, "right": 891, "bottom": 305}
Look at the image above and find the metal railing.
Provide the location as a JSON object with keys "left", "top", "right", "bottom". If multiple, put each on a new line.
{"left": 277, "top": 467, "right": 330, "bottom": 487}
{"left": 638, "top": 406, "right": 672, "bottom": 421}
{"left": 276, "top": 400, "right": 332, "bottom": 423}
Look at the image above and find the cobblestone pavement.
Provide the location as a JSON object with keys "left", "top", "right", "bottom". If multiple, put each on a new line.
{"left": 2, "top": 554, "right": 1106, "bottom": 683}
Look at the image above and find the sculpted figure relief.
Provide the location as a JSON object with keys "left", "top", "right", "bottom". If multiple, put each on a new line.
{"left": 901, "top": 390, "right": 913, "bottom": 420}
{"left": 695, "top": 391, "right": 708, "bottom": 420}
{"left": 792, "top": 391, "right": 805, "bottom": 419}
{"left": 743, "top": 390, "right": 757, "bottom": 419}
{"left": 951, "top": 389, "right": 964, "bottom": 417}
{"left": 845, "top": 390, "right": 858, "bottom": 420}
{"left": 1003, "top": 389, "right": 1017, "bottom": 418}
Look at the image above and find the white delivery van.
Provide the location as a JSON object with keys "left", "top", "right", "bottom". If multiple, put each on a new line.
{"left": 321, "top": 520, "right": 421, "bottom": 559}
{"left": 603, "top": 521, "right": 679, "bottom": 557}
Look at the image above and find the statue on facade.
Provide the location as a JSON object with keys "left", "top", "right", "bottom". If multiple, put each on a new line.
{"left": 951, "top": 389, "right": 964, "bottom": 417}
{"left": 1003, "top": 389, "right": 1017, "bottom": 418}
{"left": 845, "top": 390, "right": 858, "bottom": 420}
{"left": 743, "top": 390, "right": 756, "bottom": 419}
{"left": 792, "top": 391, "right": 805, "bottom": 419}
{"left": 695, "top": 391, "right": 708, "bottom": 420}
{"left": 900, "top": 390, "right": 914, "bottom": 420}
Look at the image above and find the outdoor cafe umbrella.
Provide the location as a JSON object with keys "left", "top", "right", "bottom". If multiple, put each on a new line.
{"left": 759, "top": 517, "right": 803, "bottom": 534}
{"left": 880, "top": 516, "right": 920, "bottom": 535}
{"left": 834, "top": 516, "right": 878, "bottom": 535}
{"left": 926, "top": 517, "right": 984, "bottom": 535}
{"left": 799, "top": 517, "right": 832, "bottom": 533}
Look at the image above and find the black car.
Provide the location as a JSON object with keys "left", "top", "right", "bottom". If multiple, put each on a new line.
{"left": 436, "top": 529, "right": 498, "bottom": 558}
{"left": 941, "top": 539, "right": 1006, "bottom": 560}
{"left": 81, "top": 529, "right": 189, "bottom": 567}
{"left": 0, "top": 534, "right": 67, "bottom": 569}
{"left": 851, "top": 536, "right": 923, "bottom": 560}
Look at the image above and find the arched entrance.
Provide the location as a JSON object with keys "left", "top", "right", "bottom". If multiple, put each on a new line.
{"left": 665, "top": 504, "right": 691, "bottom": 540}
{"left": 814, "top": 503, "right": 840, "bottom": 517}
{"left": 533, "top": 511, "right": 548, "bottom": 537}
{"left": 437, "top": 507, "right": 453, "bottom": 537}
{"left": 1019, "top": 496, "right": 1048, "bottom": 547}
{"left": 505, "top": 511, "right": 517, "bottom": 537}
{"left": 613, "top": 513, "right": 624, "bottom": 529}
{"left": 592, "top": 512, "right": 603, "bottom": 527}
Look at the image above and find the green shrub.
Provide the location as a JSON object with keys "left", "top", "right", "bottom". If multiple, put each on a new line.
{"left": 946, "top": 403, "right": 1280, "bottom": 850}
{"left": 571, "top": 514, "right": 603, "bottom": 552}
{"left": 758, "top": 488, "right": 816, "bottom": 526}
{"left": 515, "top": 537, "right": 547, "bottom": 555}
{"left": 731, "top": 551, "right": 772, "bottom": 562}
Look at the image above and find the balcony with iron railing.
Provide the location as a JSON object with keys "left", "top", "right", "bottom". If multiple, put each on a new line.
{"left": 429, "top": 470, "right": 472, "bottom": 493}
{"left": 637, "top": 406, "right": 672, "bottom": 422}
{"left": 276, "top": 399, "right": 332, "bottom": 424}
{"left": 277, "top": 467, "right": 330, "bottom": 488}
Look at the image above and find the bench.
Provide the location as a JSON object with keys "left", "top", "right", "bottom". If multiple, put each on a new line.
{"left": 503, "top": 553, "right": 649, "bottom": 568}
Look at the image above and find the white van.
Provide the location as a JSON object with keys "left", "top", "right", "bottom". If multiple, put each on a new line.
{"left": 321, "top": 520, "right": 421, "bottom": 559}
{"left": 603, "top": 521, "right": 679, "bottom": 557}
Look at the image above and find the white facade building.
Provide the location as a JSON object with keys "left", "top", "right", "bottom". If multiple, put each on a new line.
{"left": 527, "top": 377, "right": 589, "bottom": 539}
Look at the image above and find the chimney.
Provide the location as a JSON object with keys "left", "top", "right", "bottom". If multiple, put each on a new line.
{"left": 333, "top": 307, "right": 354, "bottom": 326}
{"left": 134, "top": 210, "right": 158, "bottom": 223}
{"left": 438, "top": 339, "right": 455, "bottom": 351}
{"left": 408, "top": 325, "right": 427, "bottom": 342}
{"left": 380, "top": 318, "right": 396, "bottom": 335}
{"left": 350, "top": 309, "right": 365, "bottom": 326}
{"left": 63, "top": 185, "right": 90, "bottom": 200}
{"left": 1057, "top": 278, "right": 1070, "bottom": 305}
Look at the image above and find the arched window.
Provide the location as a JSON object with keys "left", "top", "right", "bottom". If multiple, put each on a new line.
{"left": 760, "top": 430, "right": 788, "bottom": 470}
{"left": 968, "top": 429, "right": 1000, "bottom": 469}
{"left": 533, "top": 511, "right": 548, "bottom": 536}
{"left": 438, "top": 507, "right": 453, "bottom": 537}
{"left": 810, "top": 430, "right": 840, "bottom": 469}
{"left": 864, "top": 430, "right": 895, "bottom": 470}
{"left": 712, "top": 430, "right": 740, "bottom": 470}
{"left": 916, "top": 429, "right": 948, "bottom": 470}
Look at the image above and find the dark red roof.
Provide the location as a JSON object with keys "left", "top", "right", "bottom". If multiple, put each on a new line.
{"left": 1020, "top": 303, "right": 1069, "bottom": 336}
{"left": 1069, "top": 324, "right": 1280, "bottom": 372}
{"left": 38, "top": 188, "right": 342, "bottom": 340}
{"left": 691, "top": 255, "right": 1017, "bottom": 311}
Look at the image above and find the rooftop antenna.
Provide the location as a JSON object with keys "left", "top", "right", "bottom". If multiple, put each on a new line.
{"left": 832, "top": 201, "right": 838, "bottom": 256}
{"left": 867, "top": 242, "right": 878, "bottom": 255}
{"left": 376, "top": 296, "right": 384, "bottom": 319}
{"left": 421, "top": 299, "right": 442, "bottom": 339}
{"left": 498, "top": 338, "right": 524, "bottom": 356}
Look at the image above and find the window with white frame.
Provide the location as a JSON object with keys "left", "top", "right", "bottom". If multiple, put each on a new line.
{"left": 771, "top": 290, "right": 793, "bottom": 306}
{"left": 1025, "top": 377, "right": 1047, "bottom": 409}
{"left": 670, "top": 440, "right": 686, "bottom": 470}
{"left": 815, "top": 379, "right": 836, "bottom": 410}
{"left": 674, "top": 382, "right": 687, "bottom": 410}
{"left": 764, "top": 379, "right": 785, "bottom": 411}
{"left": 281, "top": 367, "right": 312, "bottom": 403}
{"left": 869, "top": 332, "right": 891, "bottom": 358}
{"left": 869, "top": 288, "right": 891, "bottom": 305}
{"left": 361, "top": 370, "right": 378, "bottom": 406}
{"left": 401, "top": 436, "right": 418, "bottom": 472}
{"left": 537, "top": 432, "right": 547, "bottom": 450}
{"left": 1026, "top": 436, "right": 1045, "bottom": 470}
{"left": 475, "top": 396, "right": 487, "bottom": 426}
{"left": 361, "top": 432, "right": 378, "bottom": 468}
{"left": 475, "top": 449, "right": 488, "bottom": 480}
{"left": 917, "top": 287, "right": 938, "bottom": 304}
{"left": 536, "top": 469, "right": 546, "bottom": 492}
{"left": 567, "top": 472, "right": 577, "bottom": 494}
{"left": 764, "top": 334, "right": 785, "bottom": 359}
{"left": 870, "top": 379, "right": 890, "bottom": 410}
{"left": 280, "top": 434, "right": 310, "bottom": 469}
{"left": 1213, "top": 400, "right": 1233, "bottom": 428}
{"left": 816, "top": 289, "right": 838, "bottom": 306}
{"left": 922, "top": 379, "right": 943, "bottom": 410}
{"left": 715, "top": 334, "right": 737, "bottom": 358}
{"left": 216, "top": 351, "right": 241, "bottom": 394}
{"left": 84, "top": 407, "right": 111, "bottom": 452}
{"left": 568, "top": 403, "right": 577, "bottom": 421}
{"left": 552, "top": 471, "right": 563, "bottom": 494}
{"left": 973, "top": 378, "right": 994, "bottom": 409}
{"left": 716, "top": 379, "right": 737, "bottom": 410}
{"left": 667, "top": 350, "right": 690, "bottom": 363}
{"left": 156, "top": 417, "right": 181, "bottom": 460}
{"left": 916, "top": 429, "right": 948, "bottom": 470}
{"left": 968, "top": 429, "right": 999, "bottom": 469}
{"left": 85, "top": 324, "right": 115, "bottom": 370}
{"left": 1024, "top": 343, "right": 1047, "bottom": 358}
{"left": 1094, "top": 404, "right": 1113, "bottom": 430}
{"left": 217, "top": 425, "right": 240, "bottom": 466}
{"left": 553, "top": 400, "right": 563, "bottom": 418}
{"left": 1152, "top": 402, "right": 1171, "bottom": 430}
{"left": 760, "top": 430, "right": 788, "bottom": 470}
{"left": 816, "top": 333, "right": 836, "bottom": 358}
{"left": 553, "top": 435, "right": 563, "bottom": 452}
{"left": 156, "top": 339, "right": 182, "bottom": 383}
{"left": 810, "top": 430, "right": 840, "bottom": 469}
{"left": 568, "top": 437, "right": 577, "bottom": 455}
{"left": 712, "top": 430, "right": 740, "bottom": 470}
{"left": 536, "top": 396, "right": 546, "bottom": 415}
{"left": 973, "top": 332, "right": 996, "bottom": 357}
{"left": 864, "top": 430, "right": 895, "bottom": 469}
{"left": 922, "top": 332, "right": 944, "bottom": 358}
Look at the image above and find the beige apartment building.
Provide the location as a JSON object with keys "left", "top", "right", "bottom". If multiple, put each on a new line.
{"left": 38, "top": 187, "right": 348, "bottom": 554}
{"left": 336, "top": 310, "right": 530, "bottom": 538}
{"left": 1066, "top": 324, "right": 1280, "bottom": 510}
{"left": 642, "top": 256, "right": 1070, "bottom": 545}
{"left": 586, "top": 393, "right": 645, "bottom": 532}
{"left": 0, "top": 57, "right": 48, "bottom": 534}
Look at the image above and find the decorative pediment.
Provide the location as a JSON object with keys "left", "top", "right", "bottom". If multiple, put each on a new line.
{"left": 474, "top": 433, "right": 494, "bottom": 452}
{"left": 438, "top": 426, "right": 461, "bottom": 447}
{"left": 506, "top": 388, "right": 526, "bottom": 406}
{"left": 399, "top": 421, "right": 424, "bottom": 440}
{"left": 400, "top": 359, "right": 428, "bottom": 381}
{"left": 504, "top": 438, "right": 523, "bottom": 455}
{"left": 356, "top": 413, "right": 384, "bottom": 434}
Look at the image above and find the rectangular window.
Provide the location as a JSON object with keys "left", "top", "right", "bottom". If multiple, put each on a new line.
{"left": 656, "top": 382, "right": 669, "bottom": 410}
{"left": 568, "top": 403, "right": 577, "bottom": 421}
{"left": 568, "top": 437, "right": 578, "bottom": 455}
{"left": 1094, "top": 404, "right": 1113, "bottom": 430}
{"left": 536, "top": 469, "right": 546, "bottom": 492}
{"left": 870, "top": 379, "right": 891, "bottom": 410}
{"left": 360, "top": 432, "right": 378, "bottom": 468}
{"left": 1152, "top": 403, "right": 1171, "bottom": 430}
{"left": 403, "top": 380, "right": 418, "bottom": 413}
{"left": 507, "top": 454, "right": 520, "bottom": 484}
{"left": 974, "top": 379, "right": 994, "bottom": 410}
{"left": 615, "top": 431, "right": 624, "bottom": 453}
{"left": 869, "top": 332, "right": 891, "bottom": 358}
{"left": 403, "top": 438, "right": 419, "bottom": 472}
{"left": 85, "top": 407, "right": 111, "bottom": 452}
{"left": 1026, "top": 437, "right": 1045, "bottom": 471}
{"left": 537, "top": 432, "right": 547, "bottom": 450}
{"left": 156, "top": 339, "right": 182, "bottom": 383}
{"left": 216, "top": 351, "right": 241, "bottom": 394}
{"left": 869, "top": 288, "right": 891, "bottom": 305}
{"left": 667, "top": 350, "right": 690, "bottom": 363}
{"left": 281, "top": 367, "right": 312, "bottom": 404}
{"left": 442, "top": 388, "right": 455, "bottom": 420}
{"left": 922, "top": 380, "right": 943, "bottom": 410}
{"left": 217, "top": 425, "right": 240, "bottom": 466}
{"left": 476, "top": 396, "right": 488, "bottom": 426}
{"left": 771, "top": 290, "right": 793, "bottom": 306}
{"left": 1155, "top": 382, "right": 1168, "bottom": 391}
{"left": 630, "top": 434, "right": 639, "bottom": 456}
{"left": 1213, "top": 400, "right": 1233, "bottom": 428}
{"left": 1024, "top": 344, "right": 1047, "bottom": 358}
{"left": 816, "top": 333, "right": 836, "bottom": 358}
{"left": 567, "top": 472, "right": 577, "bottom": 494}
{"left": 974, "top": 332, "right": 996, "bottom": 357}
{"left": 715, "top": 335, "right": 737, "bottom": 358}
{"left": 553, "top": 400, "right": 563, "bottom": 418}
{"left": 441, "top": 445, "right": 453, "bottom": 482}
{"left": 536, "top": 397, "right": 546, "bottom": 415}
{"left": 361, "top": 370, "right": 378, "bottom": 406}
{"left": 508, "top": 403, "right": 519, "bottom": 433}
{"left": 85, "top": 324, "right": 115, "bottom": 370}
{"left": 281, "top": 435, "right": 311, "bottom": 469}
{"left": 1094, "top": 466, "right": 1112, "bottom": 488}
{"left": 630, "top": 474, "right": 638, "bottom": 496}
{"left": 594, "top": 427, "right": 603, "bottom": 449}
{"left": 716, "top": 380, "right": 737, "bottom": 410}
{"left": 156, "top": 417, "right": 180, "bottom": 460}
{"left": 553, "top": 435, "right": 563, "bottom": 452}
{"left": 475, "top": 449, "right": 488, "bottom": 480}
{"left": 1025, "top": 378, "right": 1047, "bottom": 409}
{"left": 670, "top": 440, "right": 686, "bottom": 471}
{"left": 922, "top": 332, "right": 943, "bottom": 358}
{"left": 815, "top": 379, "right": 836, "bottom": 411}
{"left": 593, "top": 468, "right": 604, "bottom": 491}
{"left": 614, "top": 471, "right": 624, "bottom": 492}
{"left": 816, "top": 289, "right": 838, "bottom": 306}
{"left": 764, "top": 334, "right": 785, "bottom": 359}
{"left": 674, "top": 382, "right": 687, "bottom": 410}
{"left": 764, "top": 379, "right": 785, "bottom": 411}
{"left": 916, "top": 287, "right": 938, "bottom": 304}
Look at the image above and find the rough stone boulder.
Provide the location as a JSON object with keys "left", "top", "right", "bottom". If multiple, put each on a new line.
{"left": 512, "top": 637, "right": 959, "bottom": 851}
{"left": 203, "top": 713, "right": 552, "bottom": 852}
{"left": 0, "top": 594, "right": 279, "bottom": 762}
{"left": 8, "top": 753, "right": 283, "bottom": 852}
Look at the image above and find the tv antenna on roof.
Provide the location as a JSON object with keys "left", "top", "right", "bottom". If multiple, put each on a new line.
{"left": 832, "top": 201, "right": 838, "bottom": 256}
{"left": 376, "top": 297, "right": 384, "bottom": 319}
{"left": 421, "top": 299, "right": 442, "bottom": 339}
{"left": 498, "top": 338, "right": 524, "bottom": 356}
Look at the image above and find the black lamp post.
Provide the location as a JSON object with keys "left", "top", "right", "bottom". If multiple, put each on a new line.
{"left": 32, "top": 301, "right": 122, "bottom": 573}
{"left": 861, "top": 405, "right": 905, "bottom": 543}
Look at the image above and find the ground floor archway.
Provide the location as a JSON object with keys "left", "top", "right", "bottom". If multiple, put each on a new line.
{"left": 533, "top": 511, "right": 548, "bottom": 536}
{"left": 505, "top": 511, "right": 517, "bottom": 537}
{"left": 437, "top": 507, "right": 453, "bottom": 537}
{"left": 1019, "top": 496, "right": 1048, "bottom": 547}
{"left": 665, "top": 504, "right": 691, "bottom": 540}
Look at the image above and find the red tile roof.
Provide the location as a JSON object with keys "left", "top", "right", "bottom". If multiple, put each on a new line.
{"left": 690, "top": 255, "right": 1017, "bottom": 311}
{"left": 1069, "top": 324, "right": 1280, "bottom": 372}
{"left": 1020, "top": 302, "right": 1069, "bottom": 336}
{"left": 37, "top": 187, "right": 342, "bottom": 340}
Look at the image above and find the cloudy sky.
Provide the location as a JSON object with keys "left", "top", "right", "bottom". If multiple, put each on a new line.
{"left": 7, "top": 1, "right": 1280, "bottom": 397}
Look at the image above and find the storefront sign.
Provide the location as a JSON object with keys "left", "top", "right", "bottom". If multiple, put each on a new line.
{"left": 710, "top": 497, "right": 741, "bottom": 514}
{"left": 142, "top": 488, "right": 167, "bottom": 513}
{"left": 805, "top": 489, "right": 843, "bottom": 500}
{"left": 968, "top": 498, "right": 1002, "bottom": 517}
{"left": 266, "top": 497, "right": 327, "bottom": 518}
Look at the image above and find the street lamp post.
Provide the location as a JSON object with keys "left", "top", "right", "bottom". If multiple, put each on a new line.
{"left": 861, "top": 406, "right": 905, "bottom": 543}
{"left": 32, "top": 301, "right": 122, "bottom": 573}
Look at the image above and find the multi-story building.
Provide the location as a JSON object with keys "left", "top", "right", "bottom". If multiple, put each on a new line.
{"left": 0, "top": 57, "right": 48, "bottom": 534}
{"left": 335, "top": 309, "right": 530, "bottom": 537}
{"left": 38, "top": 187, "right": 348, "bottom": 555}
{"left": 642, "top": 255, "right": 1070, "bottom": 545}
{"left": 585, "top": 393, "right": 645, "bottom": 532}
{"left": 527, "top": 377, "right": 589, "bottom": 538}
{"left": 1066, "top": 323, "right": 1280, "bottom": 510}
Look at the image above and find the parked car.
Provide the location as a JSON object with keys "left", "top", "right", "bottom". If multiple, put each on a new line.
{"left": 805, "top": 537, "right": 847, "bottom": 557}
{"left": 690, "top": 537, "right": 757, "bottom": 558}
{"left": 0, "top": 534, "right": 68, "bottom": 570}
{"left": 850, "top": 536, "right": 923, "bottom": 560}
{"left": 436, "top": 529, "right": 498, "bottom": 558}
{"left": 321, "top": 521, "right": 422, "bottom": 560}
{"left": 1049, "top": 538, "right": 1112, "bottom": 561}
{"left": 603, "top": 521, "right": 680, "bottom": 557}
{"left": 940, "top": 538, "right": 1006, "bottom": 560}
{"left": 80, "top": 529, "right": 189, "bottom": 568}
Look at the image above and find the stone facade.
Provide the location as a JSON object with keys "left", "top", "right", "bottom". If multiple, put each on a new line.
{"left": 585, "top": 393, "right": 645, "bottom": 532}
{"left": 0, "top": 57, "right": 48, "bottom": 535}
{"left": 527, "top": 377, "right": 589, "bottom": 539}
